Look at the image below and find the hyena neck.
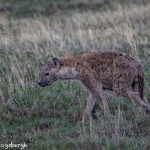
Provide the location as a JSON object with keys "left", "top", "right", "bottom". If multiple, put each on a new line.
{"left": 60, "top": 56, "right": 77, "bottom": 68}
{"left": 58, "top": 56, "right": 78, "bottom": 80}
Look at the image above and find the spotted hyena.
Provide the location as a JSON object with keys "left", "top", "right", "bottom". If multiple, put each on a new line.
{"left": 38, "top": 51, "right": 150, "bottom": 121}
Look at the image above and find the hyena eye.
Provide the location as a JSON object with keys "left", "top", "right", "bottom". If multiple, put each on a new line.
{"left": 45, "top": 73, "right": 49, "bottom": 76}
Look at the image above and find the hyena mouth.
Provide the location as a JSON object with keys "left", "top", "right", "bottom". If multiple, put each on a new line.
{"left": 38, "top": 82, "right": 49, "bottom": 87}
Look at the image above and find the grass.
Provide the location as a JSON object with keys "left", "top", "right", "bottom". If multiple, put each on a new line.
{"left": 0, "top": 0, "right": 150, "bottom": 149}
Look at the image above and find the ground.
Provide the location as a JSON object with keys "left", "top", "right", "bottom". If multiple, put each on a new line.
{"left": 0, "top": 0, "right": 150, "bottom": 149}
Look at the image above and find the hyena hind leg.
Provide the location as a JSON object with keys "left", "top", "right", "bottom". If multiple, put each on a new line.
{"left": 143, "top": 95, "right": 150, "bottom": 105}
{"left": 114, "top": 84, "right": 150, "bottom": 112}
{"left": 128, "top": 91, "right": 150, "bottom": 111}
{"left": 131, "top": 82, "right": 150, "bottom": 105}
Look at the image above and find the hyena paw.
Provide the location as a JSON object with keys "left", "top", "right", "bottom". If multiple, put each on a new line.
{"left": 145, "top": 106, "right": 150, "bottom": 114}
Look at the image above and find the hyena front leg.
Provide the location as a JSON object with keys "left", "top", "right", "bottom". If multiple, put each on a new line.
{"left": 82, "top": 82, "right": 110, "bottom": 120}
{"left": 97, "top": 90, "right": 110, "bottom": 117}
{"left": 88, "top": 84, "right": 110, "bottom": 117}
{"left": 81, "top": 68, "right": 110, "bottom": 119}
{"left": 82, "top": 92, "right": 96, "bottom": 122}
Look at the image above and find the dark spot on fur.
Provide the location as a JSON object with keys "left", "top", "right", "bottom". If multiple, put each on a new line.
{"left": 91, "top": 65, "right": 94, "bottom": 69}
{"left": 118, "top": 73, "right": 122, "bottom": 79}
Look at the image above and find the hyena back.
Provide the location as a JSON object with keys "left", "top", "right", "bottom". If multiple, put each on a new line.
{"left": 38, "top": 51, "right": 150, "bottom": 121}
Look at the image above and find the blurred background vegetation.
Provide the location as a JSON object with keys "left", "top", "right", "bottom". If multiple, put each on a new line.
{"left": 0, "top": 0, "right": 150, "bottom": 149}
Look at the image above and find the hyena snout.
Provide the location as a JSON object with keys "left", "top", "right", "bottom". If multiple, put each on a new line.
{"left": 38, "top": 81, "right": 47, "bottom": 87}
{"left": 38, "top": 79, "right": 49, "bottom": 87}
{"left": 38, "top": 75, "right": 57, "bottom": 87}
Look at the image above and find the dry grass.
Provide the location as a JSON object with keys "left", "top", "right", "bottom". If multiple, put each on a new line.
{"left": 0, "top": 1, "right": 150, "bottom": 149}
{"left": 0, "top": 3, "right": 150, "bottom": 93}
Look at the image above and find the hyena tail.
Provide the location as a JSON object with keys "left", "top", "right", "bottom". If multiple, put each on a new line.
{"left": 138, "top": 73, "right": 144, "bottom": 100}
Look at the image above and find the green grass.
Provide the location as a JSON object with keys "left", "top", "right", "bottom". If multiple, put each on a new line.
{"left": 0, "top": 0, "right": 150, "bottom": 149}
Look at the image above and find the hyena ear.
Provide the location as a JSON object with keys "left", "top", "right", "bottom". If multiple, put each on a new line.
{"left": 52, "top": 58, "right": 60, "bottom": 68}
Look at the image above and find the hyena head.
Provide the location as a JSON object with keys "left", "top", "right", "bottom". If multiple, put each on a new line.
{"left": 38, "top": 58, "right": 60, "bottom": 87}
